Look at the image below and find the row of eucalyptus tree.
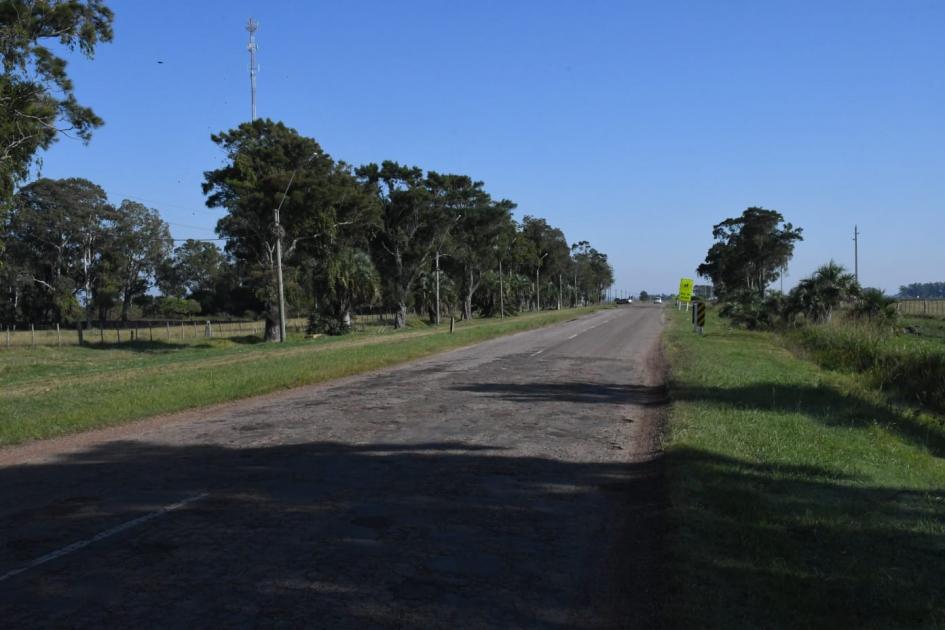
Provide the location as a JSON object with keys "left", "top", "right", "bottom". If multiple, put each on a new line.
{"left": 0, "top": 176, "right": 257, "bottom": 324}
{"left": 0, "top": 4, "right": 613, "bottom": 335}
{"left": 202, "top": 119, "right": 614, "bottom": 340}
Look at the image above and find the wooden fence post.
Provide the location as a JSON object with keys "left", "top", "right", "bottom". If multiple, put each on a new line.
{"left": 116, "top": 324, "right": 121, "bottom": 343}
{"left": 6, "top": 326, "right": 10, "bottom": 349}
{"left": 100, "top": 322, "right": 105, "bottom": 344}
{"left": 30, "top": 323, "right": 35, "bottom": 348}
{"left": 56, "top": 322, "right": 61, "bottom": 347}
{"left": 149, "top": 323, "right": 154, "bottom": 342}
{"left": 77, "top": 322, "right": 83, "bottom": 346}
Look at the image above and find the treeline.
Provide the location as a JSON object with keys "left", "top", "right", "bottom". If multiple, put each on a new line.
{"left": 0, "top": 7, "right": 613, "bottom": 338}
{"left": 899, "top": 283, "right": 945, "bottom": 299}
{"left": 1, "top": 119, "right": 614, "bottom": 338}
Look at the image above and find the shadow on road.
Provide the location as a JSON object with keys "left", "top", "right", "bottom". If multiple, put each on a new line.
{"left": 0, "top": 440, "right": 664, "bottom": 628}
{"left": 452, "top": 382, "right": 669, "bottom": 406}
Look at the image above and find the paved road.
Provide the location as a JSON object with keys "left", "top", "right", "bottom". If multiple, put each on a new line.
{"left": 1, "top": 306, "right": 666, "bottom": 628}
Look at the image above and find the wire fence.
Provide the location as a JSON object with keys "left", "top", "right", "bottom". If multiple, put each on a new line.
{"left": 896, "top": 299, "right": 945, "bottom": 318}
{"left": 0, "top": 310, "right": 400, "bottom": 349}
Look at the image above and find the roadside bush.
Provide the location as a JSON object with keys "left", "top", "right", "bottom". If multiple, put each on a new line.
{"left": 848, "top": 288, "right": 898, "bottom": 328}
{"left": 718, "top": 290, "right": 789, "bottom": 329}
{"left": 307, "top": 311, "right": 351, "bottom": 336}
{"left": 792, "top": 323, "right": 945, "bottom": 412}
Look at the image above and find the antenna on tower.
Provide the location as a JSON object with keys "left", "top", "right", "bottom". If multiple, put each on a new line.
{"left": 247, "top": 18, "right": 258, "bottom": 121}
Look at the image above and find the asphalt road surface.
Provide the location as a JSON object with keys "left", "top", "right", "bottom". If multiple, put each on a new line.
{"left": 1, "top": 305, "right": 667, "bottom": 629}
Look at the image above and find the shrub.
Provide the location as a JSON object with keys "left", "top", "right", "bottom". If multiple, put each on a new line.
{"left": 792, "top": 323, "right": 945, "bottom": 412}
{"left": 849, "top": 288, "right": 898, "bottom": 328}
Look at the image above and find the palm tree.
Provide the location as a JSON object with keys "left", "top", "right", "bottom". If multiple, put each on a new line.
{"left": 812, "top": 260, "right": 859, "bottom": 322}
{"left": 311, "top": 248, "right": 380, "bottom": 333}
{"left": 788, "top": 261, "right": 859, "bottom": 323}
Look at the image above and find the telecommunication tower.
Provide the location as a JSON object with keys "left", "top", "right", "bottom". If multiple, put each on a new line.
{"left": 247, "top": 18, "right": 258, "bottom": 121}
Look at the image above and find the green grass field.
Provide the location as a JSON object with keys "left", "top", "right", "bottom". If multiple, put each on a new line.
{"left": 663, "top": 309, "right": 945, "bottom": 628}
{"left": 0, "top": 307, "right": 605, "bottom": 446}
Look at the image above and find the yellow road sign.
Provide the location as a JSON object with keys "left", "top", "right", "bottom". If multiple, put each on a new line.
{"left": 678, "top": 278, "right": 694, "bottom": 302}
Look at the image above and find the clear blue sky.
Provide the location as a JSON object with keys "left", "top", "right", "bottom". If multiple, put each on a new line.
{"left": 39, "top": 1, "right": 945, "bottom": 295}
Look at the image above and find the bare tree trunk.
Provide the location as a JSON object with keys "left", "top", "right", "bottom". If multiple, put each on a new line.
{"left": 396, "top": 302, "right": 407, "bottom": 329}
{"left": 265, "top": 247, "right": 283, "bottom": 342}
{"left": 393, "top": 249, "right": 408, "bottom": 329}
{"left": 463, "top": 266, "right": 474, "bottom": 320}
{"left": 264, "top": 315, "right": 280, "bottom": 341}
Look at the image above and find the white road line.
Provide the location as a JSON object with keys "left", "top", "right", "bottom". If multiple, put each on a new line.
{"left": 0, "top": 492, "right": 208, "bottom": 583}
{"left": 567, "top": 334, "right": 578, "bottom": 340}
{"left": 531, "top": 349, "right": 544, "bottom": 356}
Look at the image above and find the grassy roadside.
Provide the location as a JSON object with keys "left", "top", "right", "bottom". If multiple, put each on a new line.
{"left": 789, "top": 321, "right": 945, "bottom": 413}
{"left": 663, "top": 308, "right": 945, "bottom": 628}
{"left": 0, "top": 307, "right": 606, "bottom": 447}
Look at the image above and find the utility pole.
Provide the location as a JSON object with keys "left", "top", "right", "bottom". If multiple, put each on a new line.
{"left": 272, "top": 154, "right": 316, "bottom": 342}
{"left": 573, "top": 268, "right": 578, "bottom": 307}
{"left": 247, "top": 18, "right": 258, "bottom": 122}
{"left": 558, "top": 273, "right": 562, "bottom": 310}
{"left": 435, "top": 250, "right": 441, "bottom": 325}
{"left": 853, "top": 224, "right": 859, "bottom": 284}
{"left": 273, "top": 202, "right": 287, "bottom": 342}
{"left": 536, "top": 252, "right": 548, "bottom": 311}
{"left": 498, "top": 258, "right": 504, "bottom": 319}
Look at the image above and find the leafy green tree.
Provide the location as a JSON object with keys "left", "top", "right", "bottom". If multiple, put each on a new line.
{"left": 2, "top": 177, "right": 110, "bottom": 321}
{"left": 103, "top": 200, "right": 171, "bottom": 321}
{"left": 0, "top": 1, "right": 114, "bottom": 203}
{"left": 158, "top": 239, "right": 227, "bottom": 298}
{"left": 203, "top": 119, "right": 369, "bottom": 340}
{"left": 357, "top": 161, "right": 439, "bottom": 328}
{"left": 572, "top": 240, "right": 614, "bottom": 304}
{"left": 156, "top": 296, "right": 201, "bottom": 318}
{"left": 521, "top": 216, "right": 570, "bottom": 310}
{"left": 698, "top": 207, "right": 803, "bottom": 298}
{"left": 441, "top": 176, "right": 514, "bottom": 320}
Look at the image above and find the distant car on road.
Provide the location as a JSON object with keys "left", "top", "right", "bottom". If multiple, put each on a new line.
{"left": 654, "top": 296, "right": 663, "bottom": 304}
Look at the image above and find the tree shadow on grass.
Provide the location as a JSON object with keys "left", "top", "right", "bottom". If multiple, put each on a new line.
{"left": 676, "top": 382, "right": 945, "bottom": 459}
{"left": 84, "top": 340, "right": 212, "bottom": 353}
{"left": 665, "top": 446, "right": 945, "bottom": 629}
{"left": 224, "top": 335, "right": 267, "bottom": 345}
